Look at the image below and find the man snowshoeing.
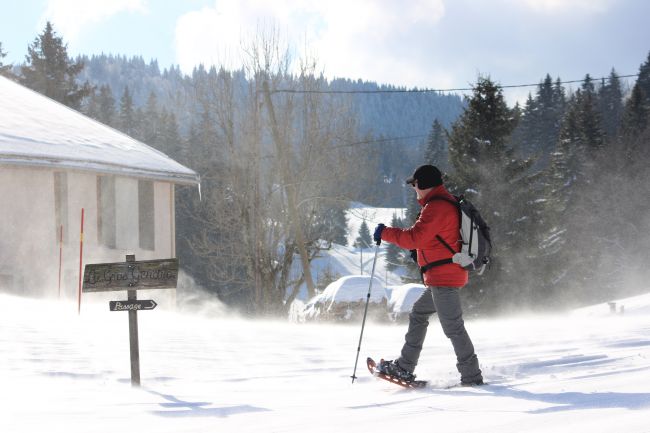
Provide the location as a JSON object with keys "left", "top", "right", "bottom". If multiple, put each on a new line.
{"left": 373, "top": 164, "right": 484, "bottom": 386}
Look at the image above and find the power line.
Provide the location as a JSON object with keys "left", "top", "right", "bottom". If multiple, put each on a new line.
{"left": 271, "top": 73, "right": 640, "bottom": 95}
{"left": 332, "top": 134, "right": 427, "bottom": 149}
{"left": 255, "top": 71, "right": 642, "bottom": 154}
{"left": 257, "top": 133, "right": 428, "bottom": 159}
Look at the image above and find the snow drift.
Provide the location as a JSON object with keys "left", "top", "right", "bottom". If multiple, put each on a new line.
{"left": 3, "top": 291, "right": 650, "bottom": 433}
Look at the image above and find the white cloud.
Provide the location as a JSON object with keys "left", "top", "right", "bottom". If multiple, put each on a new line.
{"left": 521, "top": 0, "right": 612, "bottom": 14}
{"left": 311, "top": 0, "right": 445, "bottom": 85}
{"left": 174, "top": 0, "right": 446, "bottom": 86}
{"left": 41, "top": 0, "right": 147, "bottom": 42}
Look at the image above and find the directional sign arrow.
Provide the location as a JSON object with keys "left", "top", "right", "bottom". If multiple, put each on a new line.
{"left": 109, "top": 300, "right": 157, "bottom": 312}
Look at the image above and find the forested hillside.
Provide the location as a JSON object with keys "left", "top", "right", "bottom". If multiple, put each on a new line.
{"left": 76, "top": 53, "right": 464, "bottom": 207}
{"left": 4, "top": 22, "right": 650, "bottom": 315}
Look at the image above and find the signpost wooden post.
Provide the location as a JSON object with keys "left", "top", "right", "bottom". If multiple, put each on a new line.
{"left": 83, "top": 254, "right": 178, "bottom": 387}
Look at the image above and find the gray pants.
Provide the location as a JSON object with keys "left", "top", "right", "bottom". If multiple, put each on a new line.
{"left": 398, "top": 286, "right": 482, "bottom": 383}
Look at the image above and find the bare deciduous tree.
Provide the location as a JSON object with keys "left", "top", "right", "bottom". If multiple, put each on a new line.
{"left": 178, "top": 26, "right": 372, "bottom": 315}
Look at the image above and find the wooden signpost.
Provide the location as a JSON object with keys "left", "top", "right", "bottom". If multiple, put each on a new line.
{"left": 83, "top": 254, "right": 178, "bottom": 387}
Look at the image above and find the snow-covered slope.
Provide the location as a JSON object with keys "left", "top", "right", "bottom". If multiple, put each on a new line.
{"left": 345, "top": 204, "right": 407, "bottom": 248}
{"left": 3, "top": 292, "right": 650, "bottom": 433}
{"left": 292, "top": 204, "right": 412, "bottom": 301}
{"left": 303, "top": 242, "right": 408, "bottom": 297}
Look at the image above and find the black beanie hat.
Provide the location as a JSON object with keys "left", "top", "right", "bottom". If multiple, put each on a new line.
{"left": 405, "top": 165, "right": 443, "bottom": 189}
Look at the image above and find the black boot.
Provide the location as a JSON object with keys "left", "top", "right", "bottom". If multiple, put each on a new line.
{"left": 377, "top": 359, "right": 416, "bottom": 383}
{"left": 460, "top": 377, "right": 485, "bottom": 386}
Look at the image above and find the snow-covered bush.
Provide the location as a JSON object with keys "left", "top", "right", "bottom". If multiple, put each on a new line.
{"left": 300, "top": 275, "right": 388, "bottom": 322}
{"left": 387, "top": 284, "right": 426, "bottom": 321}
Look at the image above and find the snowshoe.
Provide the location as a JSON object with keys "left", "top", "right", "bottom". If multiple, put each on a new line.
{"left": 367, "top": 357, "right": 427, "bottom": 389}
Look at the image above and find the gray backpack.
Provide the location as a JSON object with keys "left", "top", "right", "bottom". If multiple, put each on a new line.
{"left": 420, "top": 195, "right": 492, "bottom": 275}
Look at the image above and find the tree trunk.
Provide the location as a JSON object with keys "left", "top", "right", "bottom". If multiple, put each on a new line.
{"left": 262, "top": 80, "right": 316, "bottom": 298}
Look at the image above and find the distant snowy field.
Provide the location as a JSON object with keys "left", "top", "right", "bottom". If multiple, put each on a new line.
{"left": 3, "top": 292, "right": 650, "bottom": 433}
{"left": 345, "top": 204, "right": 406, "bottom": 248}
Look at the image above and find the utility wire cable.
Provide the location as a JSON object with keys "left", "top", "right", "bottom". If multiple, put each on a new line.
{"left": 271, "top": 73, "right": 640, "bottom": 94}
{"left": 332, "top": 134, "right": 428, "bottom": 149}
{"left": 254, "top": 72, "right": 641, "bottom": 156}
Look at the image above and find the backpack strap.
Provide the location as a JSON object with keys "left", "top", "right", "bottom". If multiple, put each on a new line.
{"left": 420, "top": 258, "right": 453, "bottom": 274}
{"left": 436, "top": 234, "right": 457, "bottom": 255}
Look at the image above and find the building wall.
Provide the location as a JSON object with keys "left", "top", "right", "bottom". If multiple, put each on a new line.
{"left": 0, "top": 166, "right": 176, "bottom": 302}
{"left": 0, "top": 167, "right": 55, "bottom": 297}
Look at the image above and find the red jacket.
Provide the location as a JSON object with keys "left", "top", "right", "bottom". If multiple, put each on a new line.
{"left": 381, "top": 185, "right": 468, "bottom": 288}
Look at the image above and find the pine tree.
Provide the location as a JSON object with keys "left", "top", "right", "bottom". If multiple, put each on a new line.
{"left": 0, "top": 42, "right": 12, "bottom": 76}
{"left": 620, "top": 54, "right": 650, "bottom": 139}
{"left": 424, "top": 119, "right": 447, "bottom": 169}
{"left": 309, "top": 205, "right": 349, "bottom": 247}
{"left": 512, "top": 92, "right": 538, "bottom": 157}
{"left": 83, "top": 89, "right": 101, "bottom": 120}
{"left": 142, "top": 91, "right": 160, "bottom": 146}
{"left": 20, "top": 21, "right": 91, "bottom": 109}
{"left": 636, "top": 51, "right": 650, "bottom": 104}
{"left": 159, "top": 108, "right": 182, "bottom": 157}
{"left": 133, "top": 107, "right": 146, "bottom": 141}
{"left": 542, "top": 75, "right": 610, "bottom": 304}
{"left": 620, "top": 83, "right": 648, "bottom": 139}
{"left": 354, "top": 220, "right": 372, "bottom": 249}
{"left": 541, "top": 93, "right": 583, "bottom": 301}
{"left": 551, "top": 77, "right": 567, "bottom": 132}
{"left": 118, "top": 86, "right": 137, "bottom": 137}
{"left": 448, "top": 77, "right": 518, "bottom": 190}
{"left": 447, "top": 76, "right": 541, "bottom": 310}
{"left": 621, "top": 53, "right": 650, "bottom": 137}
{"left": 536, "top": 75, "right": 566, "bottom": 162}
{"left": 578, "top": 75, "right": 605, "bottom": 149}
{"left": 598, "top": 70, "right": 624, "bottom": 139}
{"left": 541, "top": 59, "right": 650, "bottom": 304}
{"left": 97, "top": 84, "right": 116, "bottom": 127}
{"left": 329, "top": 207, "right": 349, "bottom": 247}
{"left": 554, "top": 94, "right": 585, "bottom": 180}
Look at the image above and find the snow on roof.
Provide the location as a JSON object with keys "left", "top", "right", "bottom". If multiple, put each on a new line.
{"left": 0, "top": 76, "right": 199, "bottom": 185}
{"left": 318, "top": 275, "right": 386, "bottom": 308}
{"left": 387, "top": 283, "right": 426, "bottom": 314}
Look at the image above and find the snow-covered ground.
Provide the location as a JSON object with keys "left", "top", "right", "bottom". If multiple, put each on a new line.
{"left": 3, "top": 292, "right": 650, "bottom": 433}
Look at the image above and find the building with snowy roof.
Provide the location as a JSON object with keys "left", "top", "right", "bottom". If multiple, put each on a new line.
{"left": 0, "top": 76, "right": 199, "bottom": 298}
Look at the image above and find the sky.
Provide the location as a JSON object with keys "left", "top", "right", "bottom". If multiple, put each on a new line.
{"left": 1, "top": 0, "right": 650, "bottom": 103}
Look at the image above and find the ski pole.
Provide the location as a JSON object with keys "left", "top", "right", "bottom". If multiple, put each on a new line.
{"left": 351, "top": 239, "right": 381, "bottom": 383}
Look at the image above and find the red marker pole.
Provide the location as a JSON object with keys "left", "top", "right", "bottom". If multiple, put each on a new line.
{"left": 58, "top": 225, "right": 63, "bottom": 299}
{"left": 77, "top": 208, "right": 85, "bottom": 315}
